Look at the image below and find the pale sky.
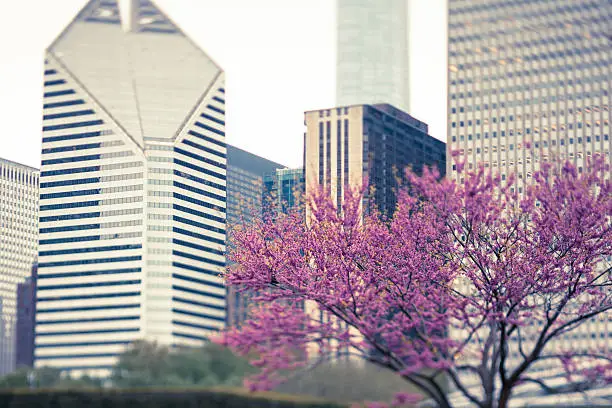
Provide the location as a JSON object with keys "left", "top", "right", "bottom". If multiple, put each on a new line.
{"left": 0, "top": 0, "right": 446, "bottom": 169}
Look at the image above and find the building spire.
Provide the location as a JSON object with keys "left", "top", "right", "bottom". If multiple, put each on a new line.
{"left": 118, "top": 0, "right": 137, "bottom": 32}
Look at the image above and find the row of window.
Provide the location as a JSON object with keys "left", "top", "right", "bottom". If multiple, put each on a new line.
{"left": 174, "top": 215, "right": 225, "bottom": 235}
{"left": 173, "top": 319, "right": 219, "bottom": 333}
{"left": 174, "top": 181, "right": 225, "bottom": 203}
{"left": 173, "top": 307, "right": 224, "bottom": 323}
{"left": 42, "top": 130, "right": 112, "bottom": 144}
{"left": 175, "top": 146, "right": 225, "bottom": 170}
{"left": 38, "top": 315, "right": 139, "bottom": 325}
{"left": 174, "top": 250, "right": 225, "bottom": 268}
{"left": 453, "top": 134, "right": 609, "bottom": 144}
{"left": 43, "top": 99, "right": 85, "bottom": 110}
{"left": 40, "top": 160, "right": 143, "bottom": 177}
{"left": 38, "top": 291, "right": 141, "bottom": 302}
{"left": 186, "top": 130, "right": 225, "bottom": 155}
{"left": 40, "top": 195, "right": 142, "bottom": 211}
{"left": 173, "top": 226, "right": 224, "bottom": 247}
{"left": 175, "top": 158, "right": 225, "bottom": 182}
{"left": 173, "top": 284, "right": 224, "bottom": 301}
{"left": 39, "top": 208, "right": 142, "bottom": 223}
{"left": 175, "top": 169, "right": 225, "bottom": 192}
{"left": 174, "top": 203, "right": 225, "bottom": 224}
{"left": 41, "top": 184, "right": 143, "bottom": 200}
{"left": 36, "top": 328, "right": 139, "bottom": 337}
{"left": 39, "top": 243, "right": 141, "bottom": 257}
{"left": 173, "top": 296, "right": 225, "bottom": 312}
{"left": 43, "top": 109, "right": 94, "bottom": 121}
{"left": 174, "top": 238, "right": 224, "bottom": 257}
{"left": 43, "top": 119, "right": 104, "bottom": 133}
{"left": 38, "top": 255, "right": 141, "bottom": 268}
{"left": 38, "top": 301, "right": 138, "bottom": 313}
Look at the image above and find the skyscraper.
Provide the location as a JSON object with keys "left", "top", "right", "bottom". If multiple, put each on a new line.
{"left": 37, "top": 0, "right": 227, "bottom": 376}
{"left": 226, "top": 145, "right": 285, "bottom": 229}
{"left": 304, "top": 104, "right": 445, "bottom": 217}
{"left": 447, "top": 0, "right": 611, "bottom": 398}
{"left": 0, "top": 158, "right": 38, "bottom": 375}
{"left": 336, "top": 0, "right": 410, "bottom": 112}
{"left": 225, "top": 145, "right": 284, "bottom": 327}
{"left": 448, "top": 1, "right": 611, "bottom": 188}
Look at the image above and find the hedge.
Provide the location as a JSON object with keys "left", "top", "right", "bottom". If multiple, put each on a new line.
{"left": 0, "top": 388, "right": 346, "bottom": 408}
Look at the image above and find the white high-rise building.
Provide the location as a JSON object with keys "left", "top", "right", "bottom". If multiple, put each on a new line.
{"left": 336, "top": 0, "right": 410, "bottom": 112}
{"left": 0, "top": 158, "right": 38, "bottom": 375}
{"left": 36, "top": 0, "right": 226, "bottom": 376}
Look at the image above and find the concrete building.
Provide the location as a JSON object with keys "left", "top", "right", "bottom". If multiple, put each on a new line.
{"left": 336, "top": 0, "right": 410, "bottom": 112}
{"left": 16, "top": 264, "right": 37, "bottom": 369}
{"left": 304, "top": 104, "right": 445, "bottom": 217}
{"left": 448, "top": 0, "right": 611, "bottom": 187}
{"left": 37, "top": 0, "right": 226, "bottom": 376}
{"left": 447, "top": 0, "right": 611, "bottom": 400}
{"left": 0, "top": 158, "right": 38, "bottom": 375}
{"left": 225, "top": 145, "right": 284, "bottom": 327}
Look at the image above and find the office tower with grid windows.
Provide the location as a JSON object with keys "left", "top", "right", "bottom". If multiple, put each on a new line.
{"left": 304, "top": 104, "right": 445, "bottom": 217}
{"left": 36, "top": 0, "right": 227, "bottom": 377}
{"left": 0, "top": 158, "right": 38, "bottom": 375}
{"left": 448, "top": 1, "right": 611, "bottom": 187}
{"left": 336, "top": 0, "right": 410, "bottom": 112}
{"left": 447, "top": 1, "right": 611, "bottom": 401}
{"left": 225, "top": 145, "right": 284, "bottom": 327}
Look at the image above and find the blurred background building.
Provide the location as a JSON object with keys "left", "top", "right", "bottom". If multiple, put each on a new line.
{"left": 225, "top": 145, "right": 284, "bottom": 327}
{"left": 263, "top": 168, "right": 305, "bottom": 218}
{"left": 36, "top": 0, "right": 226, "bottom": 377}
{"left": 447, "top": 0, "right": 611, "bottom": 404}
{"left": 0, "top": 158, "right": 38, "bottom": 375}
{"left": 16, "top": 263, "right": 37, "bottom": 369}
{"left": 448, "top": 0, "right": 611, "bottom": 186}
{"left": 336, "top": 0, "right": 410, "bottom": 112}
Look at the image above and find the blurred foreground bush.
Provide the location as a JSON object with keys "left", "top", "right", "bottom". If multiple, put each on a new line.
{"left": 0, "top": 388, "right": 345, "bottom": 408}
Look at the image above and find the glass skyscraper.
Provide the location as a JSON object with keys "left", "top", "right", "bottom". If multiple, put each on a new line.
{"left": 336, "top": 0, "right": 410, "bottom": 112}
{"left": 0, "top": 158, "right": 38, "bottom": 375}
{"left": 37, "top": 0, "right": 227, "bottom": 376}
{"left": 263, "top": 168, "right": 305, "bottom": 217}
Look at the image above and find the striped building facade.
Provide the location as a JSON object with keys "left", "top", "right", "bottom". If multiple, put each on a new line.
{"left": 36, "top": 0, "right": 227, "bottom": 376}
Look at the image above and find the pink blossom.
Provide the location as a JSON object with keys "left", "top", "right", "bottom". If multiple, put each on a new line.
{"left": 220, "top": 156, "right": 611, "bottom": 408}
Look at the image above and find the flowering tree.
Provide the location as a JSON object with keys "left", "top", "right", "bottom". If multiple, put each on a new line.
{"left": 216, "top": 157, "right": 611, "bottom": 408}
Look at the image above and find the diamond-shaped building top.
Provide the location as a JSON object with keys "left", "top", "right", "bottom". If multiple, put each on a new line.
{"left": 48, "top": 0, "right": 221, "bottom": 147}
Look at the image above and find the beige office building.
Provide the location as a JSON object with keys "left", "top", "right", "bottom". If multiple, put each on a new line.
{"left": 0, "top": 158, "right": 39, "bottom": 375}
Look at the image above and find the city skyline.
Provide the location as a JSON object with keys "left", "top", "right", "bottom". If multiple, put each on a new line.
{"left": 0, "top": 0, "right": 447, "bottom": 170}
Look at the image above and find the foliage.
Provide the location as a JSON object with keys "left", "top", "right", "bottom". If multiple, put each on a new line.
{"left": 111, "top": 340, "right": 256, "bottom": 388}
{"left": 276, "top": 359, "right": 443, "bottom": 405}
{"left": 0, "top": 388, "right": 346, "bottom": 408}
{"left": 217, "top": 157, "right": 611, "bottom": 408}
{"left": 0, "top": 367, "right": 102, "bottom": 390}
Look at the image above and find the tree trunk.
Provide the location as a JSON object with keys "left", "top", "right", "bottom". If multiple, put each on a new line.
{"left": 497, "top": 386, "right": 513, "bottom": 408}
